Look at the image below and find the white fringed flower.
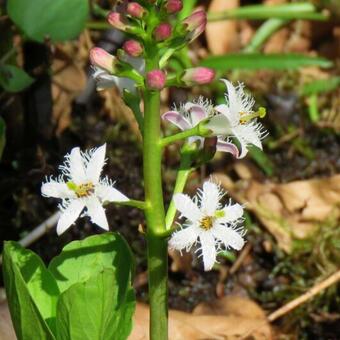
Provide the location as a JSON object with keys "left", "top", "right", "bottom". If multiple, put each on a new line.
{"left": 207, "top": 79, "right": 267, "bottom": 158}
{"left": 41, "top": 144, "right": 128, "bottom": 235}
{"left": 169, "top": 180, "right": 245, "bottom": 271}
{"left": 162, "top": 97, "right": 239, "bottom": 157}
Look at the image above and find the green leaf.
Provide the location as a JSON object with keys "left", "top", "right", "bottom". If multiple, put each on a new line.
{"left": 244, "top": 18, "right": 289, "bottom": 53}
{"left": 301, "top": 77, "right": 340, "bottom": 96}
{"left": 2, "top": 242, "right": 57, "bottom": 340}
{"left": 123, "top": 90, "right": 144, "bottom": 133}
{"left": 200, "top": 53, "right": 333, "bottom": 71}
{"left": 178, "top": 0, "right": 197, "bottom": 20}
{"left": 248, "top": 146, "right": 275, "bottom": 176}
{"left": 0, "top": 117, "right": 6, "bottom": 160}
{"left": 0, "top": 64, "right": 34, "bottom": 92}
{"left": 7, "top": 0, "right": 89, "bottom": 43}
{"left": 207, "top": 3, "right": 328, "bottom": 21}
{"left": 49, "top": 233, "right": 134, "bottom": 295}
{"left": 56, "top": 269, "right": 135, "bottom": 340}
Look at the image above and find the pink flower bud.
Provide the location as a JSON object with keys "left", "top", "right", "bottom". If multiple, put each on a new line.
{"left": 107, "top": 12, "right": 128, "bottom": 31}
{"left": 127, "top": 2, "right": 146, "bottom": 18}
{"left": 165, "top": 0, "right": 183, "bottom": 14}
{"left": 182, "top": 67, "right": 215, "bottom": 85}
{"left": 146, "top": 70, "right": 166, "bottom": 90}
{"left": 90, "top": 47, "right": 116, "bottom": 73}
{"left": 183, "top": 10, "right": 207, "bottom": 42}
{"left": 153, "top": 23, "right": 172, "bottom": 42}
{"left": 123, "top": 40, "right": 143, "bottom": 57}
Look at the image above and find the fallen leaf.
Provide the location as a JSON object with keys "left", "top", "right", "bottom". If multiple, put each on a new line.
{"left": 213, "top": 164, "right": 340, "bottom": 252}
{"left": 129, "top": 296, "right": 272, "bottom": 340}
{"left": 51, "top": 33, "right": 89, "bottom": 134}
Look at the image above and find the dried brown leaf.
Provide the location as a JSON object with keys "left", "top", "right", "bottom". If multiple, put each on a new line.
{"left": 129, "top": 296, "right": 272, "bottom": 340}
{"left": 213, "top": 167, "right": 340, "bottom": 252}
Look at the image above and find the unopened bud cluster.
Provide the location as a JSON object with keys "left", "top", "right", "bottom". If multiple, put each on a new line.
{"left": 90, "top": 0, "right": 215, "bottom": 92}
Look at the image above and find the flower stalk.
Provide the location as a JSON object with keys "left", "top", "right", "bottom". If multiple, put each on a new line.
{"left": 143, "top": 42, "right": 168, "bottom": 339}
{"left": 165, "top": 143, "right": 196, "bottom": 229}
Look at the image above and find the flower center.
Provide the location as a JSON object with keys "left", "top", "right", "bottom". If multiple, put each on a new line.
{"left": 239, "top": 107, "right": 266, "bottom": 125}
{"left": 67, "top": 181, "right": 95, "bottom": 198}
{"left": 199, "top": 216, "right": 214, "bottom": 230}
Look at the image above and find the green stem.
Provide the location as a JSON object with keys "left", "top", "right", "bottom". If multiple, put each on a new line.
{"left": 160, "top": 124, "right": 210, "bottom": 148}
{"left": 86, "top": 21, "right": 110, "bottom": 30}
{"left": 143, "top": 49, "right": 168, "bottom": 339}
{"left": 115, "top": 199, "right": 148, "bottom": 210}
{"left": 165, "top": 144, "right": 195, "bottom": 229}
{"left": 0, "top": 47, "right": 16, "bottom": 64}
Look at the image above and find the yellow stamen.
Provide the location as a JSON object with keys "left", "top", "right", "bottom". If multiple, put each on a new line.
{"left": 239, "top": 107, "right": 266, "bottom": 125}
{"left": 199, "top": 216, "right": 214, "bottom": 230}
{"left": 67, "top": 181, "right": 95, "bottom": 198}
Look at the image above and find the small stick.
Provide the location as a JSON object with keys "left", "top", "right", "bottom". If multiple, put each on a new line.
{"left": 267, "top": 269, "right": 340, "bottom": 322}
{"left": 0, "top": 212, "right": 60, "bottom": 265}
{"left": 240, "top": 269, "right": 340, "bottom": 339}
{"left": 18, "top": 212, "right": 60, "bottom": 247}
{"left": 230, "top": 243, "right": 252, "bottom": 275}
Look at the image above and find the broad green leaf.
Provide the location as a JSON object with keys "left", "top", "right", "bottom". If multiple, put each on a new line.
{"left": 0, "top": 64, "right": 34, "bottom": 92}
{"left": 0, "top": 117, "right": 6, "bottom": 159}
{"left": 56, "top": 269, "right": 135, "bottom": 340}
{"left": 49, "top": 232, "right": 134, "bottom": 295}
{"left": 200, "top": 53, "right": 333, "bottom": 71}
{"left": 301, "top": 77, "right": 340, "bottom": 96}
{"left": 3, "top": 242, "right": 56, "bottom": 340}
{"left": 7, "top": 0, "right": 89, "bottom": 43}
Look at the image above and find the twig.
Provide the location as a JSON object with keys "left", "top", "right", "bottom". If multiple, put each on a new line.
{"left": 18, "top": 212, "right": 60, "bottom": 247}
{"left": 0, "top": 212, "right": 60, "bottom": 265}
{"left": 230, "top": 243, "right": 252, "bottom": 275}
{"left": 267, "top": 269, "right": 340, "bottom": 322}
{"left": 240, "top": 269, "right": 340, "bottom": 339}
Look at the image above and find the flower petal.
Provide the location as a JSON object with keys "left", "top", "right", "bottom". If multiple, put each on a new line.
{"left": 231, "top": 128, "right": 249, "bottom": 159}
{"left": 169, "top": 225, "right": 199, "bottom": 251}
{"left": 184, "top": 102, "right": 207, "bottom": 126}
{"left": 41, "top": 180, "right": 75, "bottom": 199}
{"left": 173, "top": 193, "right": 202, "bottom": 222}
{"left": 86, "top": 196, "right": 109, "bottom": 231}
{"left": 199, "top": 231, "right": 217, "bottom": 271}
{"left": 67, "top": 147, "right": 87, "bottom": 184}
{"left": 205, "top": 113, "right": 231, "bottom": 136}
{"left": 57, "top": 199, "right": 85, "bottom": 235}
{"left": 86, "top": 144, "right": 106, "bottom": 184}
{"left": 162, "top": 111, "right": 192, "bottom": 131}
{"left": 221, "top": 79, "right": 239, "bottom": 113}
{"left": 212, "top": 224, "right": 244, "bottom": 251}
{"left": 219, "top": 203, "right": 244, "bottom": 223}
{"left": 215, "top": 104, "right": 230, "bottom": 116}
{"left": 216, "top": 140, "right": 239, "bottom": 158}
{"left": 96, "top": 181, "right": 129, "bottom": 202}
{"left": 200, "top": 181, "right": 221, "bottom": 216}
{"left": 237, "top": 124, "right": 263, "bottom": 149}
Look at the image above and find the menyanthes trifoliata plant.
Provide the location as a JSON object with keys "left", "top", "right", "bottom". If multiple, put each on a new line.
{"left": 3, "top": 1, "right": 267, "bottom": 340}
